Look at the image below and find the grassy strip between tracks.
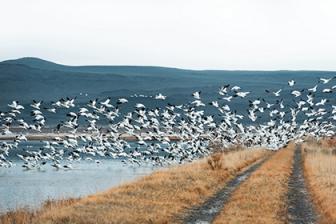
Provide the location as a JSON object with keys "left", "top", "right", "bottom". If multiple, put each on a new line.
{"left": 213, "top": 143, "right": 295, "bottom": 224}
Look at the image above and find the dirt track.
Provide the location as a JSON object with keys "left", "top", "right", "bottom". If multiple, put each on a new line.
{"left": 180, "top": 157, "right": 269, "bottom": 224}
{"left": 180, "top": 144, "right": 319, "bottom": 224}
{"left": 287, "top": 144, "right": 317, "bottom": 224}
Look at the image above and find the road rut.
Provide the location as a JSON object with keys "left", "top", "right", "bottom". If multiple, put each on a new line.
{"left": 287, "top": 144, "right": 317, "bottom": 224}
{"left": 180, "top": 157, "right": 269, "bottom": 224}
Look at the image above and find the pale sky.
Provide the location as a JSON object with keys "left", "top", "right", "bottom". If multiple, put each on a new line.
{"left": 1, "top": 0, "right": 336, "bottom": 70}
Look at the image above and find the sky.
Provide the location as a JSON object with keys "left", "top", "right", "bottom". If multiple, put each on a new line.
{"left": 1, "top": 0, "right": 336, "bottom": 70}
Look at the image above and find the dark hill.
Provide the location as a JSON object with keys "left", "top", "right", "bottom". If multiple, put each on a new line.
{"left": 1, "top": 57, "right": 335, "bottom": 105}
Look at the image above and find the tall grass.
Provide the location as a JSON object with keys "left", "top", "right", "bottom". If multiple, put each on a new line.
{"left": 303, "top": 137, "right": 336, "bottom": 224}
{"left": 0, "top": 198, "right": 79, "bottom": 224}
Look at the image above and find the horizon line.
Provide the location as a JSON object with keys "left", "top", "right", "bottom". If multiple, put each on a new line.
{"left": 1, "top": 56, "right": 336, "bottom": 73}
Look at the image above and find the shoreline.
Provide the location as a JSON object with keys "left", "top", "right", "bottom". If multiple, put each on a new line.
{"left": 0, "top": 148, "right": 269, "bottom": 223}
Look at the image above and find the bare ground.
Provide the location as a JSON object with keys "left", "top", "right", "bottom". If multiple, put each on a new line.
{"left": 287, "top": 144, "right": 318, "bottom": 224}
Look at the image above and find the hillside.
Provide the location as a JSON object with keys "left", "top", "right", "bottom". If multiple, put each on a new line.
{"left": 0, "top": 57, "right": 335, "bottom": 106}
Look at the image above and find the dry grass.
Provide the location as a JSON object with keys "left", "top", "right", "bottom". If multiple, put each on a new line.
{"left": 0, "top": 149, "right": 268, "bottom": 224}
{"left": 0, "top": 198, "right": 79, "bottom": 224}
{"left": 213, "top": 143, "right": 295, "bottom": 224}
{"left": 303, "top": 137, "right": 336, "bottom": 224}
{"left": 207, "top": 153, "right": 224, "bottom": 170}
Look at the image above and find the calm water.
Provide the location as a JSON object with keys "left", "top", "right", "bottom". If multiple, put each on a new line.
{"left": 0, "top": 158, "right": 156, "bottom": 213}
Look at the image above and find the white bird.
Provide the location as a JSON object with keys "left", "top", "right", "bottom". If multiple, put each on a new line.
{"left": 210, "top": 101, "right": 219, "bottom": 108}
{"left": 101, "top": 98, "right": 113, "bottom": 108}
{"left": 231, "top": 86, "right": 241, "bottom": 91}
{"left": 323, "top": 88, "right": 332, "bottom": 93}
{"left": 192, "top": 91, "right": 201, "bottom": 99}
{"left": 46, "top": 108, "right": 56, "bottom": 113}
{"left": 316, "top": 99, "right": 328, "bottom": 106}
{"left": 223, "top": 96, "right": 233, "bottom": 102}
{"left": 272, "top": 89, "right": 282, "bottom": 97}
{"left": 320, "top": 77, "right": 333, "bottom": 84}
{"left": 8, "top": 101, "right": 24, "bottom": 110}
{"left": 191, "top": 100, "right": 205, "bottom": 107}
{"left": 308, "top": 85, "right": 318, "bottom": 92}
{"left": 31, "top": 100, "right": 42, "bottom": 110}
{"left": 135, "top": 103, "right": 146, "bottom": 109}
{"left": 248, "top": 110, "right": 257, "bottom": 122}
{"left": 155, "top": 93, "right": 167, "bottom": 100}
{"left": 291, "top": 90, "right": 302, "bottom": 97}
{"left": 117, "top": 98, "right": 128, "bottom": 104}
{"left": 235, "top": 91, "right": 250, "bottom": 98}
{"left": 219, "top": 85, "right": 229, "bottom": 95}
{"left": 288, "top": 80, "right": 295, "bottom": 87}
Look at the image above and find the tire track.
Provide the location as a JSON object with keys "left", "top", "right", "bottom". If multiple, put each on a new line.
{"left": 287, "top": 144, "right": 317, "bottom": 224}
{"left": 180, "top": 157, "right": 269, "bottom": 224}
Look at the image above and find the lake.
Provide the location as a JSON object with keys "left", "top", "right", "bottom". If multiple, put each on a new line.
{"left": 0, "top": 154, "right": 156, "bottom": 213}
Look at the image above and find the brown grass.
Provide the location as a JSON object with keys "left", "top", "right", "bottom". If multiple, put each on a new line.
{"left": 0, "top": 149, "right": 268, "bottom": 224}
{"left": 303, "top": 138, "right": 336, "bottom": 224}
{"left": 213, "top": 143, "right": 295, "bottom": 224}
{"left": 207, "top": 153, "right": 224, "bottom": 170}
{"left": 0, "top": 198, "right": 79, "bottom": 224}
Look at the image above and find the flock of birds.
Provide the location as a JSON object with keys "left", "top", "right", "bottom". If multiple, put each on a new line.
{"left": 0, "top": 77, "right": 336, "bottom": 170}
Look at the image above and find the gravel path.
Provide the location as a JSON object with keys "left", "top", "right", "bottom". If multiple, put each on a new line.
{"left": 180, "top": 157, "right": 269, "bottom": 224}
{"left": 287, "top": 144, "right": 317, "bottom": 224}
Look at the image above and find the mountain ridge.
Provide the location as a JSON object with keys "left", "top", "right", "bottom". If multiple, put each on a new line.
{"left": 2, "top": 57, "right": 336, "bottom": 73}
{"left": 1, "top": 57, "right": 336, "bottom": 108}
{"left": 0, "top": 57, "right": 198, "bottom": 75}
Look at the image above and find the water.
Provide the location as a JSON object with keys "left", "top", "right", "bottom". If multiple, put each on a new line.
{"left": 0, "top": 157, "right": 156, "bottom": 213}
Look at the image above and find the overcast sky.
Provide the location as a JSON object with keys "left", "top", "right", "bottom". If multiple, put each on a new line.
{"left": 1, "top": 0, "right": 336, "bottom": 70}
